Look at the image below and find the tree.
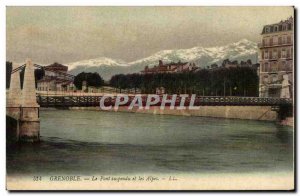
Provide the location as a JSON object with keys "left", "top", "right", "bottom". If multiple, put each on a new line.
{"left": 108, "top": 66, "right": 259, "bottom": 97}
{"left": 74, "top": 72, "right": 104, "bottom": 90}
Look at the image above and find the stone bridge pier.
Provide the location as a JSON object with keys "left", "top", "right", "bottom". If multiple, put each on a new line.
{"left": 7, "top": 59, "right": 40, "bottom": 142}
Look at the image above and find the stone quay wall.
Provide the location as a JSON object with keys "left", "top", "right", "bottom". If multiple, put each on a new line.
{"left": 68, "top": 105, "right": 278, "bottom": 121}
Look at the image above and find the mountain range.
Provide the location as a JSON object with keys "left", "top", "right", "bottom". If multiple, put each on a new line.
{"left": 67, "top": 39, "right": 259, "bottom": 80}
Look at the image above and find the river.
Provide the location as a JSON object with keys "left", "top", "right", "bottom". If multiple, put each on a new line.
{"left": 7, "top": 109, "right": 293, "bottom": 176}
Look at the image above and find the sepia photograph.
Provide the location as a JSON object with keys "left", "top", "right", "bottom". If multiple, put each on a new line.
{"left": 5, "top": 6, "right": 295, "bottom": 191}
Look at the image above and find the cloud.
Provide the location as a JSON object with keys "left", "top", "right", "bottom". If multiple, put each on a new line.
{"left": 6, "top": 6, "right": 294, "bottom": 64}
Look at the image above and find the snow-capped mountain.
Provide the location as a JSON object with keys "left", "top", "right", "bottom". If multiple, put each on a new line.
{"left": 128, "top": 39, "right": 258, "bottom": 67}
{"left": 67, "top": 39, "right": 258, "bottom": 80}
{"left": 67, "top": 57, "right": 128, "bottom": 70}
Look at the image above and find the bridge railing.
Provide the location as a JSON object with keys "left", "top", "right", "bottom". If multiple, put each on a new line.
{"left": 36, "top": 95, "right": 293, "bottom": 107}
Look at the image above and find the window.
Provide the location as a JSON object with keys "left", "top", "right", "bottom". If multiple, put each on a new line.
{"left": 282, "top": 49, "right": 286, "bottom": 58}
{"left": 274, "top": 26, "right": 278, "bottom": 32}
{"left": 269, "top": 37, "right": 273, "bottom": 46}
{"left": 263, "top": 75, "right": 268, "bottom": 83}
{"left": 271, "top": 62, "right": 278, "bottom": 72}
{"left": 278, "top": 49, "right": 281, "bottom": 58}
{"left": 278, "top": 61, "right": 283, "bottom": 71}
{"left": 271, "top": 75, "right": 278, "bottom": 82}
{"left": 264, "top": 62, "right": 269, "bottom": 72}
{"left": 282, "top": 61, "right": 286, "bottom": 70}
{"left": 263, "top": 38, "right": 266, "bottom": 46}
{"left": 287, "top": 48, "right": 291, "bottom": 58}
{"left": 261, "top": 64, "right": 265, "bottom": 72}
{"left": 283, "top": 25, "right": 287, "bottom": 31}
{"left": 265, "top": 27, "right": 270, "bottom": 33}
{"left": 287, "top": 61, "right": 292, "bottom": 71}
{"left": 273, "top": 49, "right": 277, "bottom": 59}
{"left": 288, "top": 23, "right": 292, "bottom": 30}
{"left": 264, "top": 50, "right": 268, "bottom": 59}
{"left": 286, "top": 61, "right": 291, "bottom": 71}
{"left": 282, "top": 35, "right": 287, "bottom": 44}
{"left": 287, "top": 36, "right": 291, "bottom": 44}
{"left": 273, "top": 36, "right": 278, "bottom": 45}
{"left": 278, "top": 37, "right": 282, "bottom": 45}
{"left": 263, "top": 37, "right": 269, "bottom": 46}
{"left": 269, "top": 50, "right": 272, "bottom": 59}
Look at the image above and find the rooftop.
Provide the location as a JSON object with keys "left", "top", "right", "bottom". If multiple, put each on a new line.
{"left": 45, "top": 62, "right": 68, "bottom": 71}
{"left": 261, "top": 16, "right": 293, "bottom": 34}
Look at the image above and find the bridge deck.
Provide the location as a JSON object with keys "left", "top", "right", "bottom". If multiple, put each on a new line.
{"left": 37, "top": 95, "right": 293, "bottom": 107}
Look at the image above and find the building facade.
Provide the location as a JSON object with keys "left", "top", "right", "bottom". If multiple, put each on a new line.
{"left": 37, "top": 62, "right": 75, "bottom": 91}
{"left": 141, "top": 60, "right": 198, "bottom": 74}
{"left": 259, "top": 17, "right": 293, "bottom": 98}
{"left": 209, "top": 59, "right": 259, "bottom": 70}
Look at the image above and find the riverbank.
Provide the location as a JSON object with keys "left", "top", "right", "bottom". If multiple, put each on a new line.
{"left": 67, "top": 105, "right": 278, "bottom": 122}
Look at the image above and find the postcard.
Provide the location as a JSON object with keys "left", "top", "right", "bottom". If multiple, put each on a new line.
{"left": 6, "top": 6, "right": 294, "bottom": 191}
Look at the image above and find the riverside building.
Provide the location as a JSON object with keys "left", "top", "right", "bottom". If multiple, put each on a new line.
{"left": 141, "top": 60, "right": 198, "bottom": 74}
{"left": 37, "top": 62, "right": 75, "bottom": 91}
{"left": 258, "top": 17, "right": 293, "bottom": 98}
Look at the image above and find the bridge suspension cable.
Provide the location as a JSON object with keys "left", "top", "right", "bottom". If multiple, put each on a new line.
{"left": 11, "top": 64, "right": 26, "bottom": 74}
{"left": 9, "top": 62, "right": 76, "bottom": 84}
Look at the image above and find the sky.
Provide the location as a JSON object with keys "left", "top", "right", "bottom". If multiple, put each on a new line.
{"left": 6, "top": 6, "right": 293, "bottom": 64}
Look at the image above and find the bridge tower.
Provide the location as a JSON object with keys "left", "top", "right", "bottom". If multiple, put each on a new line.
{"left": 7, "top": 63, "right": 22, "bottom": 118}
{"left": 6, "top": 63, "right": 23, "bottom": 142}
{"left": 18, "top": 59, "right": 40, "bottom": 142}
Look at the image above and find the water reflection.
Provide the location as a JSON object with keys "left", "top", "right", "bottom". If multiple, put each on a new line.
{"left": 7, "top": 110, "right": 294, "bottom": 176}
{"left": 276, "top": 128, "right": 293, "bottom": 144}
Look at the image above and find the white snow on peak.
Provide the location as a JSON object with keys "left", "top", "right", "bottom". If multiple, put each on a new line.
{"left": 66, "top": 57, "right": 128, "bottom": 70}
{"left": 66, "top": 39, "right": 258, "bottom": 71}
{"left": 128, "top": 39, "right": 257, "bottom": 66}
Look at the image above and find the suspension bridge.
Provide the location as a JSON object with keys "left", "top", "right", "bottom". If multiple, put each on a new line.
{"left": 6, "top": 59, "right": 293, "bottom": 142}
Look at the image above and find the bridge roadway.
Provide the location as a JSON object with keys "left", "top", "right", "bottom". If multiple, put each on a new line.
{"left": 37, "top": 95, "right": 293, "bottom": 107}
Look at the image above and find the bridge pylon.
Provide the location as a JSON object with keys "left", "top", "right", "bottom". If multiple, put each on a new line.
{"left": 18, "top": 59, "right": 40, "bottom": 142}
{"left": 7, "top": 63, "right": 22, "bottom": 118}
{"left": 22, "top": 59, "right": 39, "bottom": 107}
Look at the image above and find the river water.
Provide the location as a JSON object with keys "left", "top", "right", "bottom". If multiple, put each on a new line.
{"left": 7, "top": 109, "right": 293, "bottom": 176}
